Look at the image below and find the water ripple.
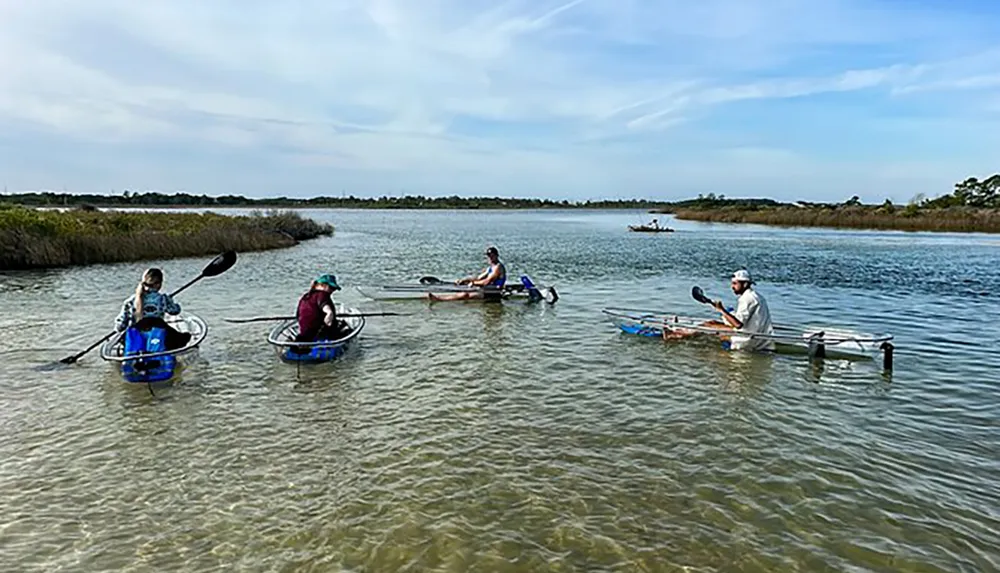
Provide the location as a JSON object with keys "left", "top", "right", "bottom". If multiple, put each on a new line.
{"left": 1, "top": 209, "right": 998, "bottom": 572}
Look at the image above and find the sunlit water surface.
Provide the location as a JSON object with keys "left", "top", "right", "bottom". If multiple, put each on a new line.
{"left": 1, "top": 209, "right": 998, "bottom": 572}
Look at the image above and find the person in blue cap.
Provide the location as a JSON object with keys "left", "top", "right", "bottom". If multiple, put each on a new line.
{"left": 295, "top": 273, "right": 343, "bottom": 342}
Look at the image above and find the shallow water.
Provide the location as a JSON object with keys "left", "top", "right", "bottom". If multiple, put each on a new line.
{"left": 2, "top": 209, "right": 999, "bottom": 572}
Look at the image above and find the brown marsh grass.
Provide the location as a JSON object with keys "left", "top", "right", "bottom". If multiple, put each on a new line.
{"left": 0, "top": 207, "right": 333, "bottom": 269}
{"left": 673, "top": 206, "right": 1000, "bottom": 233}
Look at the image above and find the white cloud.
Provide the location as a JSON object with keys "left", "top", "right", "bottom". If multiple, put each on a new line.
{"left": 0, "top": 0, "right": 998, "bottom": 200}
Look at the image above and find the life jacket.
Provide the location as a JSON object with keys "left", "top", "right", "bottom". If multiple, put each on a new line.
{"left": 487, "top": 262, "right": 507, "bottom": 287}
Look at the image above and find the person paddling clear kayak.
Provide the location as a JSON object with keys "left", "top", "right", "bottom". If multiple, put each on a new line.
{"left": 115, "top": 268, "right": 192, "bottom": 350}
{"left": 428, "top": 246, "right": 507, "bottom": 302}
{"left": 295, "top": 274, "right": 346, "bottom": 342}
{"left": 712, "top": 269, "right": 775, "bottom": 351}
{"left": 664, "top": 269, "right": 775, "bottom": 351}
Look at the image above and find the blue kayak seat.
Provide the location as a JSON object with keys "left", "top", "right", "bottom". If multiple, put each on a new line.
{"left": 520, "top": 275, "right": 543, "bottom": 302}
{"left": 121, "top": 324, "right": 173, "bottom": 381}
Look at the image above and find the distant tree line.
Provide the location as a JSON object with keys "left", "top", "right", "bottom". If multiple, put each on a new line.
{"left": 0, "top": 190, "right": 673, "bottom": 210}
{"left": 2, "top": 173, "right": 996, "bottom": 211}
{"left": 651, "top": 193, "right": 786, "bottom": 213}
{"left": 919, "top": 174, "right": 1000, "bottom": 208}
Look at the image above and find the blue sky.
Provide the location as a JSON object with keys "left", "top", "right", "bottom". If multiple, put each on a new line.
{"left": 0, "top": 0, "right": 998, "bottom": 202}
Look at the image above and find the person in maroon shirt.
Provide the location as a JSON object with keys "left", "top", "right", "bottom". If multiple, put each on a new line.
{"left": 295, "top": 274, "right": 342, "bottom": 342}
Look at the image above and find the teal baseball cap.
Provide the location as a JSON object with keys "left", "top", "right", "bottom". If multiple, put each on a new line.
{"left": 315, "top": 273, "right": 341, "bottom": 290}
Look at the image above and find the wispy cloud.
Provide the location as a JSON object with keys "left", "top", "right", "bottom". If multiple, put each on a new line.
{"left": 0, "top": 0, "right": 998, "bottom": 201}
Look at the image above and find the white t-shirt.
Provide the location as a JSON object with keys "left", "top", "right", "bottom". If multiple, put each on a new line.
{"left": 730, "top": 288, "right": 774, "bottom": 352}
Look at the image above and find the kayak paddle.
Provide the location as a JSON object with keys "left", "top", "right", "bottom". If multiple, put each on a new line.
{"left": 58, "top": 251, "right": 238, "bottom": 365}
{"left": 691, "top": 286, "right": 714, "bottom": 305}
{"left": 224, "top": 312, "right": 410, "bottom": 324}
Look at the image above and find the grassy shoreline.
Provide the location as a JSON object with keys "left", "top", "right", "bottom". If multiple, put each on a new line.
{"left": 668, "top": 205, "right": 1000, "bottom": 233}
{"left": 652, "top": 175, "right": 1000, "bottom": 233}
{"left": 0, "top": 207, "right": 333, "bottom": 270}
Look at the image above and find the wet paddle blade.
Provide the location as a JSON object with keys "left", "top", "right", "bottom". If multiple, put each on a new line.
{"left": 692, "top": 286, "right": 713, "bottom": 305}
{"left": 202, "top": 251, "right": 238, "bottom": 277}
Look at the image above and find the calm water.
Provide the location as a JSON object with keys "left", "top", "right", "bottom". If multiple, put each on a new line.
{"left": 1, "top": 209, "right": 998, "bottom": 572}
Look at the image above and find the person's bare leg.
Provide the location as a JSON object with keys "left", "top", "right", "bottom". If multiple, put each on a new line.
{"left": 427, "top": 292, "right": 477, "bottom": 302}
{"left": 662, "top": 328, "right": 690, "bottom": 341}
{"left": 700, "top": 320, "right": 735, "bottom": 344}
{"left": 663, "top": 320, "right": 730, "bottom": 342}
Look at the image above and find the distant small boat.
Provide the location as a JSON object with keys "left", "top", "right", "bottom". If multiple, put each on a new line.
{"left": 628, "top": 224, "right": 674, "bottom": 233}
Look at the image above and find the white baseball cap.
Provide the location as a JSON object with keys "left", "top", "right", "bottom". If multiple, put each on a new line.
{"left": 731, "top": 269, "right": 754, "bottom": 283}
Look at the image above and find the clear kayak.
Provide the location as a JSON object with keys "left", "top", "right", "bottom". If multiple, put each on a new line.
{"left": 266, "top": 304, "right": 365, "bottom": 363}
{"left": 603, "top": 307, "right": 894, "bottom": 364}
{"left": 356, "top": 275, "right": 559, "bottom": 304}
{"left": 100, "top": 314, "right": 207, "bottom": 383}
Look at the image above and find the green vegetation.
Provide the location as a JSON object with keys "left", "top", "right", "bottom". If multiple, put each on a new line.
{"left": 655, "top": 175, "right": 1000, "bottom": 233}
{"left": 0, "top": 207, "right": 333, "bottom": 270}
{"left": 1, "top": 191, "right": 669, "bottom": 210}
{"left": 3, "top": 172, "right": 997, "bottom": 235}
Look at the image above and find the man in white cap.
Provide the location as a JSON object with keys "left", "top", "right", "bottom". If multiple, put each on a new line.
{"left": 711, "top": 269, "right": 774, "bottom": 352}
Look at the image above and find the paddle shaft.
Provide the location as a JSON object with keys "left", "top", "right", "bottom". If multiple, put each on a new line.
{"left": 224, "top": 312, "right": 408, "bottom": 324}
{"left": 169, "top": 274, "right": 206, "bottom": 298}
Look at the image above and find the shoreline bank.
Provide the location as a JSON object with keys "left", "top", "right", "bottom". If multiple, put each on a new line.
{"left": 666, "top": 206, "right": 1000, "bottom": 234}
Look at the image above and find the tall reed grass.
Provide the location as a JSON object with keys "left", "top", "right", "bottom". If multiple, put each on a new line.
{"left": 673, "top": 206, "right": 1000, "bottom": 233}
{"left": 0, "top": 207, "right": 333, "bottom": 269}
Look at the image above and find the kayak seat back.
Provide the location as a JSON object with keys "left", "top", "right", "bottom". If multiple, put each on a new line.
{"left": 122, "top": 325, "right": 175, "bottom": 383}
{"left": 520, "top": 275, "right": 543, "bottom": 302}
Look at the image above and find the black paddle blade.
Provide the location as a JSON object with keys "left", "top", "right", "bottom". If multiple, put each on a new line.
{"left": 692, "top": 286, "right": 712, "bottom": 304}
{"left": 419, "top": 276, "right": 444, "bottom": 285}
{"left": 203, "top": 251, "right": 237, "bottom": 277}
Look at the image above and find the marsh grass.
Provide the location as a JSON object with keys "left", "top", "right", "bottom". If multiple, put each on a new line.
{"left": 673, "top": 206, "right": 1000, "bottom": 233}
{"left": 0, "top": 207, "right": 333, "bottom": 269}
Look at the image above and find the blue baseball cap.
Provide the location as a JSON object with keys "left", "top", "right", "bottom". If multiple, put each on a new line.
{"left": 315, "top": 274, "right": 341, "bottom": 290}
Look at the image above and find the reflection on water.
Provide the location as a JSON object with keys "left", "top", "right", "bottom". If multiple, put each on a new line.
{"left": 1, "top": 209, "right": 998, "bottom": 571}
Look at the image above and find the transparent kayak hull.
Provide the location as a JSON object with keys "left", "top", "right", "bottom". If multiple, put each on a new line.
{"left": 100, "top": 314, "right": 206, "bottom": 383}
{"left": 356, "top": 275, "right": 558, "bottom": 304}
{"left": 266, "top": 304, "right": 365, "bottom": 364}
{"left": 603, "top": 308, "right": 893, "bottom": 361}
